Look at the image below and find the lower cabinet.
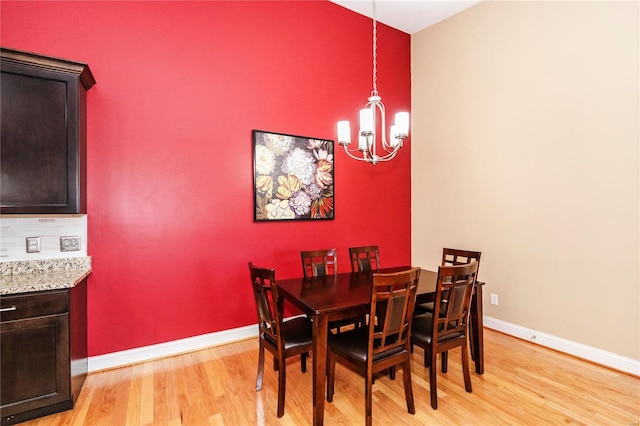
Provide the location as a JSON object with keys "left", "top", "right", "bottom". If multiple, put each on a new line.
{"left": 0, "top": 281, "right": 87, "bottom": 425}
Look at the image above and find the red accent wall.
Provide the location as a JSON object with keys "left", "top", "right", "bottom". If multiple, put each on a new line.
{"left": 1, "top": 1, "right": 411, "bottom": 356}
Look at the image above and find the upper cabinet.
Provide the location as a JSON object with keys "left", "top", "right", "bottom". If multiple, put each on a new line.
{"left": 1, "top": 48, "right": 95, "bottom": 214}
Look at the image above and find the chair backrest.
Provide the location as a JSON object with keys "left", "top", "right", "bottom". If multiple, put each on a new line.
{"left": 369, "top": 267, "right": 421, "bottom": 358}
{"left": 349, "top": 245, "right": 380, "bottom": 272}
{"left": 442, "top": 248, "right": 481, "bottom": 277}
{"left": 433, "top": 262, "right": 478, "bottom": 342}
{"left": 301, "top": 249, "right": 337, "bottom": 278}
{"left": 248, "top": 262, "right": 284, "bottom": 350}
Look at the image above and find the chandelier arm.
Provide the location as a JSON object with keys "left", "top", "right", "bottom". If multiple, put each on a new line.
{"left": 370, "top": 105, "right": 377, "bottom": 160}
{"left": 343, "top": 140, "right": 400, "bottom": 165}
{"left": 376, "top": 101, "right": 392, "bottom": 150}
{"left": 380, "top": 152, "right": 400, "bottom": 162}
{"left": 343, "top": 144, "right": 372, "bottom": 162}
{"left": 374, "top": 146, "right": 401, "bottom": 163}
{"left": 343, "top": 143, "right": 367, "bottom": 155}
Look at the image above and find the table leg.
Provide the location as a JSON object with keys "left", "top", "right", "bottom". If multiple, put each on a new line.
{"left": 469, "top": 285, "right": 484, "bottom": 374}
{"left": 312, "top": 313, "right": 328, "bottom": 426}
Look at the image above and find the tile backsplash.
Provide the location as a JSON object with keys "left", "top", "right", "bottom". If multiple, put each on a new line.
{"left": 0, "top": 215, "right": 88, "bottom": 261}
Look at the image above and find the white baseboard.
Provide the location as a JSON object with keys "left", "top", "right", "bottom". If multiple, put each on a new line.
{"left": 484, "top": 316, "right": 640, "bottom": 377}
{"left": 88, "top": 324, "right": 258, "bottom": 372}
{"left": 89, "top": 317, "right": 640, "bottom": 377}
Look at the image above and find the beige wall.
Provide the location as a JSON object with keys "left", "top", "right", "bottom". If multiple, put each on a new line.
{"left": 411, "top": 1, "right": 639, "bottom": 360}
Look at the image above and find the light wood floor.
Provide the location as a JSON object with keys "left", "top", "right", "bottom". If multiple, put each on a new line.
{"left": 22, "top": 329, "right": 639, "bottom": 425}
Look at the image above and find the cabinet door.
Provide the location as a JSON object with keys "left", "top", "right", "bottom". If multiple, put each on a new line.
{"left": 0, "top": 63, "right": 82, "bottom": 213}
{"left": 0, "top": 313, "right": 71, "bottom": 419}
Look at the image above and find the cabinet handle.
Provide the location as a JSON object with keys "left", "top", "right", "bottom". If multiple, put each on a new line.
{"left": 0, "top": 306, "right": 17, "bottom": 312}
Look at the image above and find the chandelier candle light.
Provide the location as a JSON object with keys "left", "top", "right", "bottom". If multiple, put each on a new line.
{"left": 337, "top": 3, "right": 409, "bottom": 165}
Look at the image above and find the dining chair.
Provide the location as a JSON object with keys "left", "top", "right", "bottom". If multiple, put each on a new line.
{"left": 301, "top": 248, "right": 337, "bottom": 278}
{"left": 326, "top": 267, "right": 420, "bottom": 426}
{"left": 349, "top": 245, "right": 380, "bottom": 272}
{"left": 410, "top": 261, "right": 478, "bottom": 409}
{"left": 248, "top": 262, "right": 313, "bottom": 418}
{"left": 414, "top": 248, "right": 482, "bottom": 316}
{"left": 301, "top": 248, "right": 362, "bottom": 333}
{"left": 413, "top": 248, "right": 482, "bottom": 370}
{"left": 349, "top": 245, "right": 382, "bottom": 345}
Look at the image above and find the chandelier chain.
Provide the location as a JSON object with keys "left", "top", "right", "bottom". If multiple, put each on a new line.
{"left": 372, "top": 4, "right": 377, "bottom": 95}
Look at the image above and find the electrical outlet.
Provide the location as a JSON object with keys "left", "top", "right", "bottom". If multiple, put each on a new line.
{"left": 490, "top": 293, "right": 499, "bottom": 305}
{"left": 60, "top": 236, "right": 81, "bottom": 252}
{"left": 26, "top": 237, "right": 41, "bottom": 253}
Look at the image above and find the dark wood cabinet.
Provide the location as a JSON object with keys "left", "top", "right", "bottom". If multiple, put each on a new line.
{"left": 0, "top": 280, "right": 87, "bottom": 425}
{"left": 0, "top": 48, "right": 95, "bottom": 214}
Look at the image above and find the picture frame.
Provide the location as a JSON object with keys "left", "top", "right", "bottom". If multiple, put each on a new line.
{"left": 252, "top": 130, "right": 334, "bottom": 222}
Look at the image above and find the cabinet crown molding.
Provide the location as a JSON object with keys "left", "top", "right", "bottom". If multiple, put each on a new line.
{"left": 1, "top": 47, "right": 95, "bottom": 90}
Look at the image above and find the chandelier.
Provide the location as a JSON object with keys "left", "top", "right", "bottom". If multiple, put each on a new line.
{"left": 337, "top": 4, "right": 409, "bottom": 165}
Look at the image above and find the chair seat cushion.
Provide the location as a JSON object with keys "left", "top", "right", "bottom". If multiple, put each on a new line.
{"left": 328, "top": 327, "right": 404, "bottom": 363}
{"left": 413, "top": 302, "right": 434, "bottom": 316}
{"left": 414, "top": 299, "right": 449, "bottom": 317}
{"left": 282, "top": 317, "right": 313, "bottom": 349}
{"left": 411, "top": 313, "right": 464, "bottom": 344}
{"left": 263, "top": 317, "right": 312, "bottom": 350}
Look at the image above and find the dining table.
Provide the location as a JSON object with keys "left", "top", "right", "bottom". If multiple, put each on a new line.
{"left": 276, "top": 266, "right": 485, "bottom": 426}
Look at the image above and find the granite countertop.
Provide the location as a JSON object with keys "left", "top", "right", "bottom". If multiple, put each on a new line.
{"left": 0, "top": 257, "right": 92, "bottom": 295}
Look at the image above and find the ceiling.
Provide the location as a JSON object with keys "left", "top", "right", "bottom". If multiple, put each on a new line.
{"left": 329, "top": 0, "right": 481, "bottom": 35}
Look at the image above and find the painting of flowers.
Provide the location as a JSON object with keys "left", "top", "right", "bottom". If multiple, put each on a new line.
{"left": 253, "top": 130, "right": 334, "bottom": 222}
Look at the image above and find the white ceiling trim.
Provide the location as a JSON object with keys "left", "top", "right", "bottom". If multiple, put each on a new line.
{"left": 329, "top": 0, "right": 482, "bottom": 35}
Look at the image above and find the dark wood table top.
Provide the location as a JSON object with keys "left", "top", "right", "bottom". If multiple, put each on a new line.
{"left": 277, "top": 267, "right": 438, "bottom": 317}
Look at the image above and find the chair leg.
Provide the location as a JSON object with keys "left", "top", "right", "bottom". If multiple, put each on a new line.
{"left": 429, "top": 351, "right": 438, "bottom": 409}
{"left": 469, "top": 294, "right": 477, "bottom": 361}
{"left": 301, "top": 352, "right": 308, "bottom": 373}
{"left": 389, "top": 366, "right": 396, "bottom": 380}
{"left": 461, "top": 342, "right": 472, "bottom": 393}
{"left": 441, "top": 351, "right": 448, "bottom": 373}
{"left": 365, "top": 370, "right": 373, "bottom": 426}
{"left": 402, "top": 359, "right": 416, "bottom": 415}
{"left": 469, "top": 330, "right": 476, "bottom": 361}
{"left": 327, "top": 350, "right": 335, "bottom": 402}
{"left": 277, "top": 357, "right": 286, "bottom": 417}
{"left": 256, "top": 341, "right": 265, "bottom": 391}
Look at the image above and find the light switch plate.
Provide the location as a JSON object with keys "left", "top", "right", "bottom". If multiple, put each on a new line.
{"left": 60, "top": 236, "right": 81, "bottom": 252}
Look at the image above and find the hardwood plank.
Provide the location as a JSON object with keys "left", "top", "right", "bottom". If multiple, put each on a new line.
{"left": 19, "top": 329, "right": 639, "bottom": 425}
{"left": 107, "top": 364, "right": 134, "bottom": 425}
{"left": 139, "top": 361, "right": 155, "bottom": 425}
{"left": 124, "top": 363, "right": 143, "bottom": 425}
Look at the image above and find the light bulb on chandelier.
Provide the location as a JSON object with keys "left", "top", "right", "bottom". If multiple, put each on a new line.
{"left": 337, "top": 3, "right": 409, "bottom": 165}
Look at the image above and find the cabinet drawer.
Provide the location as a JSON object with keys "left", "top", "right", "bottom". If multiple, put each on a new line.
{"left": 0, "top": 291, "right": 68, "bottom": 322}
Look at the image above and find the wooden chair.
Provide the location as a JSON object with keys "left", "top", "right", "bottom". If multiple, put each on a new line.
{"left": 301, "top": 248, "right": 362, "bottom": 333}
{"left": 442, "top": 248, "right": 482, "bottom": 271}
{"left": 410, "top": 261, "right": 478, "bottom": 409}
{"left": 414, "top": 248, "right": 481, "bottom": 316}
{"left": 326, "top": 267, "right": 420, "bottom": 426}
{"left": 301, "top": 248, "right": 337, "bottom": 278}
{"left": 349, "top": 245, "right": 380, "bottom": 272}
{"left": 414, "top": 248, "right": 481, "bottom": 370}
{"left": 349, "top": 245, "right": 382, "bottom": 344}
{"left": 248, "top": 262, "right": 312, "bottom": 418}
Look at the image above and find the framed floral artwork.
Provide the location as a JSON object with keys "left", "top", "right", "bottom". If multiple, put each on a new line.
{"left": 252, "top": 130, "right": 334, "bottom": 222}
